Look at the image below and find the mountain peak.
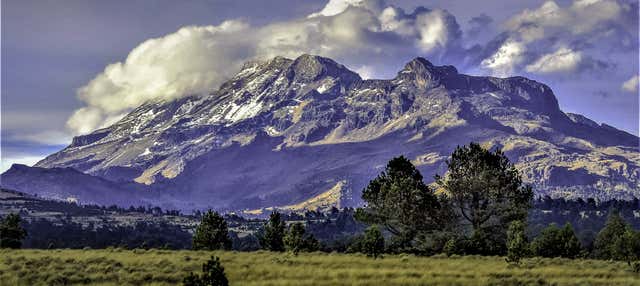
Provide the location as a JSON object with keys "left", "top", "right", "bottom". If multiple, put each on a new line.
{"left": 397, "top": 57, "right": 458, "bottom": 89}
{"left": 291, "top": 54, "right": 361, "bottom": 83}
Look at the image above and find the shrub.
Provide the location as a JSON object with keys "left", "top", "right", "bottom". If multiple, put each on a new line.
{"left": 283, "top": 222, "right": 319, "bottom": 255}
{"left": 183, "top": 256, "right": 228, "bottom": 286}
{"left": 362, "top": 225, "right": 385, "bottom": 259}
{"left": 505, "top": 220, "right": 529, "bottom": 264}
{"left": 531, "top": 223, "right": 581, "bottom": 258}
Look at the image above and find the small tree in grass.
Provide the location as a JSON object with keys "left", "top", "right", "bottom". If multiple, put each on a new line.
{"left": 0, "top": 213, "right": 27, "bottom": 249}
{"left": 531, "top": 223, "right": 582, "bottom": 258}
{"left": 506, "top": 220, "right": 529, "bottom": 264}
{"left": 283, "top": 222, "right": 319, "bottom": 255}
{"left": 192, "top": 210, "right": 232, "bottom": 250}
{"left": 259, "top": 212, "right": 286, "bottom": 251}
{"left": 363, "top": 225, "right": 385, "bottom": 259}
{"left": 183, "top": 256, "right": 228, "bottom": 286}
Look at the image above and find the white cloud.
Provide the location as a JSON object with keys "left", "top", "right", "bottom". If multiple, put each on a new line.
{"left": 525, "top": 47, "right": 583, "bottom": 74}
{"left": 481, "top": 40, "right": 525, "bottom": 77}
{"left": 621, "top": 75, "right": 639, "bottom": 93}
{"left": 67, "top": 0, "right": 464, "bottom": 134}
{"left": 482, "top": 0, "right": 635, "bottom": 76}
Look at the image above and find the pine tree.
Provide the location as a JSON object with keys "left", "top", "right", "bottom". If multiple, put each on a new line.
{"left": 594, "top": 211, "right": 629, "bottom": 259}
{"left": 260, "top": 212, "right": 286, "bottom": 251}
{"left": 0, "top": 213, "right": 27, "bottom": 249}
{"left": 192, "top": 210, "right": 232, "bottom": 250}
{"left": 183, "top": 256, "right": 228, "bottom": 286}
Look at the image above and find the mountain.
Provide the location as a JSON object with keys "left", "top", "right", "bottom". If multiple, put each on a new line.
{"left": 2, "top": 55, "right": 638, "bottom": 211}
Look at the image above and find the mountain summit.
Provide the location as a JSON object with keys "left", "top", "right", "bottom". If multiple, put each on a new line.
{"left": 3, "top": 54, "right": 638, "bottom": 210}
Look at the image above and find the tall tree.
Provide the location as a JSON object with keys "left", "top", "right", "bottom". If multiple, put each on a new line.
{"left": 192, "top": 210, "right": 232, "bottom": 250}
{"left": 259, "top": 212, "right": 286, "bottom": 251}
{"left": 435, "top": 143, "right": 533, "bottom": 254}
{"left": 356, "top": 156, "right": 452, "bottom": 249}
{"left": 0, "top": 213, "right": 27, "bottom": 249}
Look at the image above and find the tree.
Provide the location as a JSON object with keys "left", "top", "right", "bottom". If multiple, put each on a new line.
{"left": 192, "top": 211, "right": 232, "bottom": 250}
{"left": 0, "top": 213, "right": 27, "bottom": 249}
{"left": 183, "top": 256, "right": 228, "bottom": 286}
{"left": 259, "top": 212, "right": 285, "bottom": 251}
{"left": 362, "top": 225, "right": 385, "bottom": 259}
{"left": 283, "top": 222, "right": 319, "bottom": 255}
{"left": 594, "top": 211, "right": 630, "bottom": 259}
{"left": 506, "top": 220, "right": 529, "bottom": 264}
{"left": 531, "top": 223, "right": 581, "bottom": 258}
{"left": 435, "top": 143, "right": 533, "bottom": 255}
{"left": 356, "top": 156, "right": 452, "bottom": 251}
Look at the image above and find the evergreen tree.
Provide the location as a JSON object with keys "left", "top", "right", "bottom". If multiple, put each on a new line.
{"left": 0, "top": 213, "right": 27, "bottom": 249}
{"left": 356, "top": 156, "right": 452, "bottom": 251}
{"left": 362, "top": 225, "right": 385, "bottom": 259}
{"left": 531, "top": 223, "right": 582, "bottom": 258}
{"left": 435, "top": 143, "right": 533, "bottom": 255}
{"left": 594, "top": 211, "right": 629, "bottom": 259}
{"left": 259, "top": 212, "right": 286, "bottom": 251}
{"left": 283, "top": 222, "right": 319, "bottom": 255}
{"left": 183, "top": 256, "right": 228, "bottom": 286}
{"left": 192, "top": 211, "right": 232, "bottom": 250}
{"left": 506, "top": 220, "right": 529, "bottom": 263}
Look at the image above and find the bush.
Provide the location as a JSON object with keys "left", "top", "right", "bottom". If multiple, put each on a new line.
{"left": 505, "top": 220, "right": 529, "bottom": 264}
{"left": 531, "top": 223, "right": 581, "bottom": 258}
{"left": 259, "top": 212, "right": 286, "bottom": 252}
{"left": 183, "top": 256, "right": 228, "bottom": 286}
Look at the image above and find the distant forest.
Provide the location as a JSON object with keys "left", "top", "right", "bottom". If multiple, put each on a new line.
{"left": 13, "top": 196, "right": 640, "bottom": 251}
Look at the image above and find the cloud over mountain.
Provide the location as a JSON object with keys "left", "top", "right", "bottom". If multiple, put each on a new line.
{"left": 66, "top": 0, "right": 638, "bottom": 135}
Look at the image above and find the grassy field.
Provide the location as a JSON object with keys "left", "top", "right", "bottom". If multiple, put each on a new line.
{"left": 0, "top": 249, "right": 638, "bottom": 286}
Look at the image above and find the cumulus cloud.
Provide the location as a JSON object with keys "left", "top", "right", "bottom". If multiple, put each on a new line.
{"left": 621, "top": 75, "right": 639, "bottom": 93}
{"left": 67, "top": 0, "right": 465, "bottom": 134}
{"left": 481, "top": 0, "right": 637, "bottom": 76}
{"left": 525, "top": 47, "right": 583, "bottom": 74}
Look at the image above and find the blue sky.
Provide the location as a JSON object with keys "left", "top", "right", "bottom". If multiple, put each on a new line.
{"left": 1, "top": 0, "right": 638, "bottom": 172}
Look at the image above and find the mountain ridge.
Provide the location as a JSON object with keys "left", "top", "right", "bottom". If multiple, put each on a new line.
{"left": 2, "top": 54, "right": 638, "bottom": 211}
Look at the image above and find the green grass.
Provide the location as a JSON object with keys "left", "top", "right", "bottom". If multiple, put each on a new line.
{"left": 0, "top": 249, "right": 638, "bottom": 286}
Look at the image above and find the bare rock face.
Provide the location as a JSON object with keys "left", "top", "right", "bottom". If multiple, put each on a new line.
{"left": 3, "top": 54, "right": 638, "bottom": 211}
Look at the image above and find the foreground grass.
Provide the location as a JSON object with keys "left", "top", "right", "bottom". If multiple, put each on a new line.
{"left": 0, "top": 249, "right": 638, "bottom": 286}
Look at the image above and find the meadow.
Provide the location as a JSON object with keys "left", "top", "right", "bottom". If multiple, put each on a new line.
{"left": 1, "top": 249, "right": 638, "bottom": 286}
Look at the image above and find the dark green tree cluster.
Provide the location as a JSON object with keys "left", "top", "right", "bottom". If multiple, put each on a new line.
{"left": 0, "top": 213, "right": 27, "bottom": 249}
{"left": 356, "top": 143, "right": 533, "bottom": 256}
{"left": 283, "top": 222, "right": 319, "bottom": 254}
{"left": 183, "top": 256, "right": 228, "bottom": 286}
{"left": 530, "top": 223, "right": 582, "bottom": 258}
{"left": 192, "top": 211, "right": 232, "bottom": 250}
{"left": 505, "top": 220, "right": 529, "bottom": 263}
{"left": 594, "top": 211, "right": 640, "bottom": 265}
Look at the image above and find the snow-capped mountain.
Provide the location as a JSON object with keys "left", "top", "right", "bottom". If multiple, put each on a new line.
{"left": 3, "top": 55, "right": 638, "bottom": 210}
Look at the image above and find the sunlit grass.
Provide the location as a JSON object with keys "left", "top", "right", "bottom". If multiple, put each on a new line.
{"left": 0, "top": 249, "right": 638, "bottom": 286}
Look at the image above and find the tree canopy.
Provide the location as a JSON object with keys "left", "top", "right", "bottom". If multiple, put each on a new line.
{"left": 260, "top": 212, "right": 286, "bottom": 252}
{"left": 0, "top": 213, "right": 27, "bottom": 249}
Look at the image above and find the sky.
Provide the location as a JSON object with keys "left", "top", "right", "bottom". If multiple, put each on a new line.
{"left": 1, "top": 0, "right": 639, "bottom": 173}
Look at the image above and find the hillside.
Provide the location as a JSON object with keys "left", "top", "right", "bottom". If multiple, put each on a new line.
{"left": 2, "top": 55, "right": 638, "bottom": 211}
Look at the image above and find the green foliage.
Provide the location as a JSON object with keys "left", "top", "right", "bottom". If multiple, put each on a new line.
{"left": 356, "top": 156, "right": 452, "bottom": 251}
{"left": 435, "top": 143, "right": 533, "bottom": 255}
{"left": 362, "top": 225, "right": 385, "bottom": 259}
{"left": 183, "top": 256, "right": 228, "bottom": 286}
{"left": 192, "top": 211, "right": 232, "bottom": 251}
{"left": 594, "top": 211, "right": 640, "bottom": 262}
{"left": 0, "top": 213, "right": 27, "bottom": 249}
{"left": 531, "top": 223, "right": 582, "bottom": 258}
{"left": 259, "top": 212, "right": 286, "bottom": 251}
{"left": 506, "top": 220, "right": 529, "bottom": 264}
{"left": 283, "top": 223, "right": 319, "bottom": 255}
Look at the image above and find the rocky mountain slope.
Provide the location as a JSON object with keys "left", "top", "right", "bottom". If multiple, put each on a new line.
{"left": 2, "top": 55, "right": 638, "bottom": 211}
